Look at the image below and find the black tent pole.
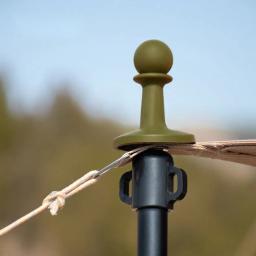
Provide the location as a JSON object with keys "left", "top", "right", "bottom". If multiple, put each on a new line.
{"left": 120, "top": 149, "right": 187, "bottom": 256}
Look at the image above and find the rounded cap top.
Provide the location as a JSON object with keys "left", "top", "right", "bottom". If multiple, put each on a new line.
{"left": 134, "top": 40, "right": 173, "bottom": 74}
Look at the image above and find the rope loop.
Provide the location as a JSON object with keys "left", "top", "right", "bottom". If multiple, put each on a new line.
{"left": 43, "top": 191, "right": 66, "bottom": 216}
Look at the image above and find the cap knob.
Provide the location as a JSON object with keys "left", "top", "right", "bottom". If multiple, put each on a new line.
{"left": 134, "top": 40, "right": 173, "bottom": 74}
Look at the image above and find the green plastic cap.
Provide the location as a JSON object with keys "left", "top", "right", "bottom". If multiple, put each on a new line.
{"left": 114, "top": 40, "right": 195, "bottom": 150}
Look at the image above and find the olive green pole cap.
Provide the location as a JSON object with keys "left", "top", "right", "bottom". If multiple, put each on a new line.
{"left": 114, "top": 40, "right": 195, "bottom": 150}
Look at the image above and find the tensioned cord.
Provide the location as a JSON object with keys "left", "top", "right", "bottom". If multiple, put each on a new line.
{"left": 0, "top": 145, "right": 160, "bottom": 237}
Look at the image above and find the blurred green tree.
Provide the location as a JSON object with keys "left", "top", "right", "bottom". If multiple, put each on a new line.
{"left": 0, "top": 79, "right": 13, "bottom": 150}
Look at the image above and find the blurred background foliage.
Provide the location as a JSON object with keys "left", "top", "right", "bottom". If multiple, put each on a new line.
{"left": 0, "top": 77, "right": 256, "bottom": 256}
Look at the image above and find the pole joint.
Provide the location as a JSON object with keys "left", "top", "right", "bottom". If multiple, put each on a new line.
{"left": 119, "top": 149, "right": 187, "bottom": 210}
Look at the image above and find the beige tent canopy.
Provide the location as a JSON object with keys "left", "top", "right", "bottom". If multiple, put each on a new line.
{"left": 168, "top": 140, "right": 256, "bottom": 167}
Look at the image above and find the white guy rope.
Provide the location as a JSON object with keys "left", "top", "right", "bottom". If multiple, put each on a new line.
{"left": 0, "top": 145, "right": 159, "bottom": 237}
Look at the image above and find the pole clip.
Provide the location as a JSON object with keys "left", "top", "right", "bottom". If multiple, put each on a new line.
{"left": 168, "top": 166, "right": 187, "bottom": 209}
{"left": 119, "top": 170, "right": 132, "bottom": 205}
{"left": 119, "top": 166, "right": 187, "bottom": 209}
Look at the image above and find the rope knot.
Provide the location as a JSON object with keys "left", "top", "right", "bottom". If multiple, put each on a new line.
{"left": 43, "top": 191, "right": 66, "bottom": 216}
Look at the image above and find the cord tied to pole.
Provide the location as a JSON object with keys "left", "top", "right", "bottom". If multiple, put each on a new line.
{"left": 0, "top": 145, "right": 156, "bottom": 237}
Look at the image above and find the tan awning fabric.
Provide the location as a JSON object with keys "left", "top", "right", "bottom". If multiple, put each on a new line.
{"left": 168, "top": 140, "right": 256, "bottom": 167}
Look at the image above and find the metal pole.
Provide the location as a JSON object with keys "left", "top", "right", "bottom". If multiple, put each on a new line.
{"left": 120, "top": 149, "right": 187, "bottom": 256}
{"left": 138, "top": 208, "right": 167, "bottom": 256}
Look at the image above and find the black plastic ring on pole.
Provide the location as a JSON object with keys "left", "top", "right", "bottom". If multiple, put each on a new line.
{"left": 168, "top": 166, "right": 187, "bottom": 209}
{"left": 119, "top": 170, "right": 132, "bottom": 205}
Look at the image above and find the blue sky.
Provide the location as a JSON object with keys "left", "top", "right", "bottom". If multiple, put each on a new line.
{"left": 0, "top": 0, "right": 255, "bottom": 130}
